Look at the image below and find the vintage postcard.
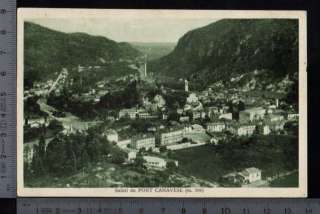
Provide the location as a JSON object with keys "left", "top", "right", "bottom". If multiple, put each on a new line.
{"left": 17, "top": 9, "right": 307, "bottom": 197}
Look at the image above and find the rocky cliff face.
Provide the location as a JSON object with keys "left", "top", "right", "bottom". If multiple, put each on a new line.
{"left": 150, "top": 19, "right": 298, "bottom": 90}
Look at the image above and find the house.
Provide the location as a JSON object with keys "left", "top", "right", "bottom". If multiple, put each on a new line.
{"left": 131, "top": 135, "right": 156, "bottom": 150}
{"left": 118, "top": 108, "right": 137, "bottom": 119}
{"left": 206, "top": 122, "right": 226, "bottom": 133}
{"left": 103, "top": 129, "right": 118, "bottom": 143}
{"left": 161, "top": 113, "right": 168, "bottom": 120}
{"left": 267, "top": 113, "right": 284, "bottom": 122}
{"left": 147, "top": 126, "right": 157, "bottom": 132}
{"left": 268, "top": 121, "right": 285, "bottom": 132}
{"left": 179, "top": 116, "right": 190, "bottom": 122}
{"left": 123, "top": 149, "right": 137, "bottom": 162}
{"left": 228, "top": 123, "right": 256, "bottom": 136}
{"left": 186, "top": 93, "right": 199, "bottom": 104}
{"left": 257, "top": 124, "right": 271, "bottom": 135}
{"left": 136, "top": 109, "right": 157, "bottom": 119}
{"left": 143, "top": 156, "right": 167, "bottom": 169}
{"left": 209, "top": 133, "right": 227, "bottom": 145}
{"left": 116, "top": 139, "right": 131, "bottom": 149}
{"left": 221, "top": 105, "right": 230, "bottom": 113}
{"left": 191, "top": 124, "right": 206, "bottom": 133}
{"left": 287, "top": 113, "right": 299, "bottom": 120}
{"left": 143, "top": 156, "right": 178, "bottom": 169}
{"left": 177, "top": 108, "right": 184, "bottom": 114}
{"left": 106, "top": 116, "right": 116, "bottom": 122}
{"left": 160, "top": 128, "right": 184, "bottom": 145}
{"left": 239, "top": 107, "right": 266, "bottom": 122}
{"left": 239, "top": 167, "right": 262, "bottom": 184}
{"left": 27, "top": 117, "right": 49, "bottom": 128}
{"left": 219, "top": 113, "right": 233, "bottom": 120}
{"left": 206, "top": 106, "right": 219, "bottom": 118}
{"left": 222, "top": 172, "right": 243, "bottom": 184}
{"left": 191, "top": 111, "right": 202, "bottom": 120}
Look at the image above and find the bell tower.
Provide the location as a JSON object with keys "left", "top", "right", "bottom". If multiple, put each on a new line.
{"left": 184, "top": 79, "right": 189, "bottom": 92}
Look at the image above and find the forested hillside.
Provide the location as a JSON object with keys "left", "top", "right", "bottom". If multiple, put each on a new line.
{"left": 24, "top": 22, "right": 142, "bottom": 85}
{"left": 150, "top": 19, "right": 298, "bottom": 90}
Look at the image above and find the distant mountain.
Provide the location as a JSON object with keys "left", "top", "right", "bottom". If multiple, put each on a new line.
{"left": 24, "top": 22, "right": 142, "bottom": 85}
{"left": 149, "top": 19, "right": 298, "bottom": 90}
{"left": 130, "top": 42, "right": 176, "bottom": 60}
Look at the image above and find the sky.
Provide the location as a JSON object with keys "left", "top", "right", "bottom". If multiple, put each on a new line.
{"left": 28, "top": 18, "right": 219, "bottom": 43}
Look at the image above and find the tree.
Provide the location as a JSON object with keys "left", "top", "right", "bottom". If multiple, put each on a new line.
{"left": 166, "top": 161, "right": 178, "bottom": 172}
{"left": 48, "top": 119, "right": 63, "bottom": 132}
{"left": 30, "top": 136, "right": 47, "bottom": 176}
{"left": 238, "top": 100, "right": 245, "bottom": 111}
{"left": 111, "top": 149, "right": 126, "bottom": 164}
{"left": 134, "top": 154, "right": 146, "bottom": 170}
{"left": 167, "top": 111, "right": 180, "bottom": 122}
{"left": 139, "top": 147, "right": 146, "bottom": 154}
{"left": 159, "top": 146, "right": 167, "bottom": 153}
{"left": 181, "top": 137, "right": 188, "bottom": 143}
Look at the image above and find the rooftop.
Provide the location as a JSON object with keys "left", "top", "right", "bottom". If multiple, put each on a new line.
{"left": 242, "top": 107, "right": 265, "bottom": 113}
{"left": 104, "top": 129, "right": 118, "bottom": 135}
{"left": 243, "top": 167, "right": 261, "bottom": 174}
{"left": 143, "top": 155, "right": 166, "bottom": 163}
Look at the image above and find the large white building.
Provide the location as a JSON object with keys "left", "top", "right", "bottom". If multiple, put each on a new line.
{"left": 206, "top": 122, "right": 226, "bottom": 132}
{"left": 160, "top": 128, "right": 184, "bottom": 145}
{"left": 143, "top": 156, "right": 167, "bottom": 169}
{"left": 136, "top": 110, "right": 157, "bottom": 119}
{"left": 131, "top": 135, "right": 156, "bottom": 150}
{"left": 228, "top": 124, "right": 256, "bottom": 136}
{"left": 143, "top": 156, "right": 178, "bottom": 169}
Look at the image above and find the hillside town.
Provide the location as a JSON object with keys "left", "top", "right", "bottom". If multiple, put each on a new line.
{"left": 23, "top": 58, "right": 299, "bottom": 187}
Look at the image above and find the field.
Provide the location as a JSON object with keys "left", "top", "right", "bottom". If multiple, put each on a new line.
{"left": 270, "top": 172, "right": 299, "bottom": 187}
{"left": 171, "top": 134, "right": 298, "bottom": 184}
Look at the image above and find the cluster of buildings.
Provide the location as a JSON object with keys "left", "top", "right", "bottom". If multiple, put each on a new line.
{"left": 118, "top": 107, "right": 158, "bottom": 120}
{"left": 24, "top": 67, "right": 299, "bottom": 184}
{"left": 103, "top": 128, "right": 179, "bottom": 170}
{"left": 222, "top": 167, "right": 262, "bottom": 185}
{"left": 98, "top": 79, "right": 299, "bottom": 175}
{"left": 204, "top": 106, "right": 293, "bottom": 137}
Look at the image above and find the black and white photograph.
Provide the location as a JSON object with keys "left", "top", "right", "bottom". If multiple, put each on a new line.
{"left": 17, "top": 9, "right": 307, "bottom": 197}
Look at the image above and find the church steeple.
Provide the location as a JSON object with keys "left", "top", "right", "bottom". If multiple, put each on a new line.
{"left": 144, "top": 55, "right": 147, "bottom": 77}
{"left": 184, "top": 79, "right": 189, "bottom": 92}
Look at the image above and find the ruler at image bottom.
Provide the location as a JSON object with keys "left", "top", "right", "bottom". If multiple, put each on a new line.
{"left": 17, "top": 198, "right": 320, "bottom": 214}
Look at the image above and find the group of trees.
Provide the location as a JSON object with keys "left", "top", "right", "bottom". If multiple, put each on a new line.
{"left": 46, "top": 79, "right": 142, "bottom": 120}
{"left": 98, "top": 81, "right": 140, "bottom": 109}
{"left": 26, "top": 126, "right": 127, "bottom": 179}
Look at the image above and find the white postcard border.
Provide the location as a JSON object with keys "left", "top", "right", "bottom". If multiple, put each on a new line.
{"left": 17, "top": 9, "right": 307, "bottom": 197}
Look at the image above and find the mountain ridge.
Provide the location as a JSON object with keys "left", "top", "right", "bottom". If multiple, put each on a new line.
{"left": 149, "top": 19, "right": 298, "bottom": 90}
{"left": 24, "top": 22, "right": 142, "bottom": 86}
